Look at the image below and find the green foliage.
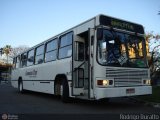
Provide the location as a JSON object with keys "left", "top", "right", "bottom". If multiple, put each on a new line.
{"left": 3, "top": 45, "right": 12, "bottom": 55}
{"left": 137, "top": 86, "right": 160, "bottom": 103}
{"left": 2, "top": 45, "right": 12, "bottom": 63}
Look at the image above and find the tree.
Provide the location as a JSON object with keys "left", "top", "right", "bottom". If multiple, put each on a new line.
{"left": 2, "top": 45, "right": 12, "bottom": 63}
{"left": 146, "top": 32, "right": 160, "bottom": 67}
{"left": 1, "top": 45, "right": 29, "bottom": 64}
{"left": 9, "top": 45, "right": 29, "bottom": 58}
{"left": 146, "top": 32, "right": 160, "bottom": 85}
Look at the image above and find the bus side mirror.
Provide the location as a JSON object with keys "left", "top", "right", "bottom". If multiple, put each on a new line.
{"left": 97, "top": 28, "right": 103, "bottom": 40}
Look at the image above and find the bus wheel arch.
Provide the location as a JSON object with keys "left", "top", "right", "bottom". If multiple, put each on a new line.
{"left": 54, "top": 74, "right": 69, "bottom": 102}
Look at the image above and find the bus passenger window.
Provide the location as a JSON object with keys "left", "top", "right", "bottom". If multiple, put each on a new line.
{"left": 59, "top": 46, "right": 72, "bottom": 59}
{"left": 35, "top": 45, "right": 44, "bottom": 64}
{"left": 45, "top": 39, "right": 57, "bottom": 62}
{"left": 16, "top": 56, "right": 21, "bottom": 68}
{"left": 59, "top": 32, "right": 72, "bottom": 59}
{"left": 13, "top": 58, "right": 16, "bottom": 69}
{"left": 21, "top": 53, "right": 27, "bottom": 67}
{"left": 27, "top": 49, "right": 34, "bottom": 66}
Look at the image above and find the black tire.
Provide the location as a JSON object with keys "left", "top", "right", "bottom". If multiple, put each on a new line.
{"left": 54, "top": 82, "right": 61, "bottom": 99}
{"left": 18, "top": 80, "right": 24, "bottom": 93}
{"left": 61, "top": 80, "right": 70, "bottom": 103}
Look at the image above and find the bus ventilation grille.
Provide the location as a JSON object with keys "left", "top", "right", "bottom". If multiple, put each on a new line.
{"left": 106, "top": 68, "right": 149, "bottom": 87}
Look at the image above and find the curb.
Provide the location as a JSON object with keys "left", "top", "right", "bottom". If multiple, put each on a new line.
{"left": 145, "top": 102, "right": 160, "bottom": 108}
{"left": 128, "top": 97, "right": 160, "bottom": 109}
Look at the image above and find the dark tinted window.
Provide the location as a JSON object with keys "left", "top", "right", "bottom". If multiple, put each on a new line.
{"left": 13, "top": 58, "right": 16, "bottom": 69}
{"left": 35, "top": 45, "right": 44, "bottom": 64}
{"left": 35, "top": 55, "right": 44, "bottom": 64}
{"left": 13, "top": 58, "right": 16, "bottom": 64}
{"left": 75, "top": 42, "right": 84, "bottom": 61}
{"left": 27, "top": 49, "right": 34, "bottom": 66}
{"left": 21, "top": 53, "right": 27, "bottom": 67}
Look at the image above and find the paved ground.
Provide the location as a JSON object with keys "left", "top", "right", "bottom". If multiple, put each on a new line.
{"left": 0, "top": 83, "right": 159, "bottom": 120}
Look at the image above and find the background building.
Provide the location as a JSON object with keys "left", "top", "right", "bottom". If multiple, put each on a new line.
{"left": 0, "top": 56, "right": 12, "bottom": 83}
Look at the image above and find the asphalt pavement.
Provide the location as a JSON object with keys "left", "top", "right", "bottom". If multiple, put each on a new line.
{"left": 0, "top": 83, "right": 160, "bottom": 120}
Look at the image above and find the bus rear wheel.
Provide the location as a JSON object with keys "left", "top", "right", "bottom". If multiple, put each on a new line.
{"left": 18, "top": 81, "right": 24, "bottom": 93}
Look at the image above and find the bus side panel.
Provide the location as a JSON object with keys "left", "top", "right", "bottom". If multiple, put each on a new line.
{"left": 16, "top": 58, "right": 71, "bottom": 94}
{"left": 11, "top": 69, "right": 19, "bottom": 88}
{"left": 21, "top": 62, "right": 57, "bottom": 94}
{"left": 23, "top": 81, "right": 54, "bottom": 94}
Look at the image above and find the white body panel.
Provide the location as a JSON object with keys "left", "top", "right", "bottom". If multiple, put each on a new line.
{"left": 95, "top": 86, "right": 152, "bottom": 99}
{"left": 23, "top": 81, "right": 54, "bottom": 94}
{"left": 11, "top": 58, "right": 71, "bottom": 94}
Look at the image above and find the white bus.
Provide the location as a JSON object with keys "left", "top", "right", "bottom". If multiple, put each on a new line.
{"left": 11, "top": 14, "right": 152, "bottom": 102}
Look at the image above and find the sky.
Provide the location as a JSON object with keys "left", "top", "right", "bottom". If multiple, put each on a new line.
{"left": 0, "top": 0, "right": 160, "bottom": 48}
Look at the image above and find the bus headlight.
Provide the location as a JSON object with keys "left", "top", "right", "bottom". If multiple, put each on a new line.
{"left": 97, "top": 80, "right": 113, "bottom": 86}
{"left": 103, "top": 80, "right": 109, "bottom": 86}
{"left": 143, "top": 80, "right": 151, "bottom": 85}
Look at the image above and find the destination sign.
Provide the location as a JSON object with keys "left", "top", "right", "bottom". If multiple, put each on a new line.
{"left": 99, "top": 15, "right": 144, "bottom": 34}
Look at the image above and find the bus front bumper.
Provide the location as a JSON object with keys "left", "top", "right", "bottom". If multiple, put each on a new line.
{"left": 95, "top": 86, "right": 152, "bottom": 100}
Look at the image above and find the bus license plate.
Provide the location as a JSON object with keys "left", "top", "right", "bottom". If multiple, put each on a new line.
{"left": 126, "top": 88, "right": 135, "bottom": 94}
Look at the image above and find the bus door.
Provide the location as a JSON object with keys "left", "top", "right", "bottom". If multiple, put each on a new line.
{"left": 72, "top": 28, "right": 94, "bottom": 99}
{"left": 88, "top": 28, "right": 94, "bottom": 99}
{"left": 72, "top": 35, "right": 85, "bottom": 96}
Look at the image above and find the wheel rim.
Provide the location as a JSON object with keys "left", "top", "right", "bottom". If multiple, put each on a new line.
{"left": 60, "top": 85, "right": 63, "bottom": 96}
{"left": 19, "top": 82, "right": 22, "bottom": 92}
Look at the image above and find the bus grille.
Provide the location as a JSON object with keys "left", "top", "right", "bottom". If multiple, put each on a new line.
{"left": 106, "top": 68, "right": 149, "bottom": 87}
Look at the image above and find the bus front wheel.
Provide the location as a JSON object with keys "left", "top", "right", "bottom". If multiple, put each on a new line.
{"left": 61, "top": 80, "right": 70, "bottom": 103}
{"left": 54, "top": 79, "right": 69, "bottom": 103}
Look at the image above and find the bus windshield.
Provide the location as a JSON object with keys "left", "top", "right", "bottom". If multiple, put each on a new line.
{"left": 97, "top": 29, "right": 148, "bottom": 68}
